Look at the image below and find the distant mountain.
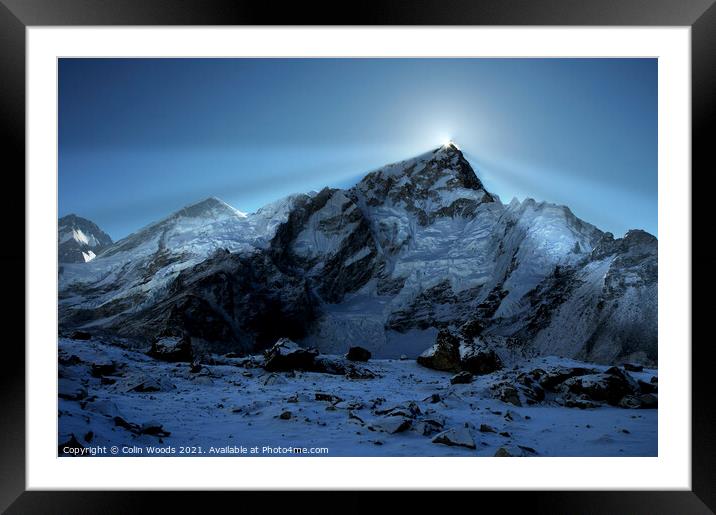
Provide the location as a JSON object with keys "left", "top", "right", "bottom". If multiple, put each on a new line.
{"left": 58, "top": 214, "right": 113, "bottom": 263}
{"left": 58, "top": 143, "right": 657, "bottom": 365}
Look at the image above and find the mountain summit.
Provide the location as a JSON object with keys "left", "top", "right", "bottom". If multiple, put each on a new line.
{"left": 58, "top": 214, "right": 113, "bottom": 263}
{"left": 58, "top": 145, "right": 657, "bottom": 365}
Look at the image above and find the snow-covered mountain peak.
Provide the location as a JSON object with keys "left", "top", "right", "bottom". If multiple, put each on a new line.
{"left": 58, "top": 214, "right": 113, "bottom": 263}
{"left": 174, "top": 196, "right": 247, "bottom": 220}
{"left": 353, "top": 144, "right": 494, "bottom": 228}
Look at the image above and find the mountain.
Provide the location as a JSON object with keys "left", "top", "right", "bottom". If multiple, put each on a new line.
{"left": 58, "top": 214, "right": 113, "bottom": 263}
{"left": 58, "top": 143, "right": 657, "bottom": 365}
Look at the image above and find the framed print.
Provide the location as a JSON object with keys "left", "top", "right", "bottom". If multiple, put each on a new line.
{"left": 2, "top": 0, "right": 714, "bottom": 512}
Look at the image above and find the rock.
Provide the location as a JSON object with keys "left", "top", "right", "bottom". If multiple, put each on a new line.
{"left": 90, "top": 362, "right": 119, "bottom": 378}
{"left": 140, "top": 421, "right": 171, "bottom": 436}
{"left": 494, "top": 383, "right": 522, "bottom": 407}
{"left": 345, "top": 346, "right": 371, "bottom": 362}
{"left": 261, "top": 373, "right": 288, "bottom": 386}
{"left": 637, "top": 379, "right": 657, "bottom": 394}
{"left": 313, "top": 356, "right": 347, "bottom": 375}
{"left": 538, "top": 366, "right": 596, "bottom": 391}
{"left": 315, "top": 392, "right": 342, "bottom": 403}
{"left": 125, "top": 374, "right": 174, "bottom": 393}
{"left": 426, "top": 393, "right": 441, "bottom": 404}
{"left": 562, "top": 393, "right": 600, "bottom": 409}
{"left": 414, "top": 418, "right": 444, "bottom": 436}
{"left": 399, "top": 354, "right": 408, "bottom": 361}
{"left": 264, "top": 338, "right": 318, "bottom": 372}
{"left": 494, "top": 445, "right": 537, "bottom": 457}
{"left": 190, "top": 360, "right": 203, "bottom": 373}
{"left": 518, "top": 444, "right": 537, "bottom": 454}
{"left": 561, "top": 368, "right": 638, "bottom": 405}
{"left": 345, "top": 366, "right": 376, "bottom": 380}
{"left": 634, "top": 393, "right": 658, "bottom": 409}
{"left": 279, "top": 411, "right": 292, "bottom": 420}
{"left": 431, "top": 427, "right": 476, "bottom": 449}
{"left": 375, "top": 416, "right": 412, "bottom": 434}
{"left": 375, "top": 402, "right": 421, "bottom": 418}
{"left": 113, "top": 416, "right": 140, "bottom": 433}
{"left": 459, "top": 340, "right": 503, "bottom": 375}
{"left": 85, "top": 399, "right": 122, "bottom": 418}
{"left": 348, "top": 411, "right": 365, "bottom": 424}
{"left": 84, "top": 431, "right": 94, "bottom": 443}
{"left": 70, "top": 331, "right": 92, "bottom": 340}
{"left": 58, "top": 378, "right": 87, "bottom": 401}
{"left": 59, "top": 354, "right": 83, "bottom": 366}
{"left": 623, "top": 363, "right": 643, "bottom": 372}
{"left": 479, "top": 424, "right": 496, "bottom": 433}
{"left": 618, "top": 395, "right": 642, "bottom": 409}
{"left": 450, "top": 371, "right": 473, "bottom": 384}
{"left": 417, "top": 329, "right": 461, "bottom": 372}
{"left": 515, "top": 374, "right": 546, "bottom": 403}
{"left": 147, "top": 334, "right": 193, "bottom": 363}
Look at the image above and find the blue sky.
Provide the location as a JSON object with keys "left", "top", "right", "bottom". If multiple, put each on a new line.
{"left": 59, "top": 58, "right": 657, "bottom": 240}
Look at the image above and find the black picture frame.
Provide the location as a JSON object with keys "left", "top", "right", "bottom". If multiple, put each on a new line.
{"left": 1, "top": 0, "right": 713, "bottom": 512}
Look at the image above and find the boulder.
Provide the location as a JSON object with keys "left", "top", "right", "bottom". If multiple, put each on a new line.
{"left": 459, "top": 341, "right": 503, "bottom": 375}
{"left": 140, "top": 421, "right": 171, "bottom": 436}
{"left": 494, "top": 445, "right": 537, "bottom": 457}
{"left": 493, "top": 383, "right": 522, "bottom": 407}
{"left": 450, "top": 371, "right": 473, "bottom": 385}
{"left": 494, "top": 447, "right": 513, "bottom": 457}
{"left": 70, "top": 331, "right": 92, "bottom": 340}
{"left": 313, "top": 356, "right": 347, "bottom": 375}
{"left": 620, "top": 393, "right": 658, "bottom": 409}
{"left": 264, "top": 338, "right": 318, "bottom": 372}
{"left": 345, "top": 366, "right": 377, "bottom": 380}
{"left": 539, "top": 366, "right": 596, "bottom": 391}
{"left": 638, "top": 393, "right": 658, "bottom": 409}
{"left": 375, "top": 416, "right": 412, "bottom": 434}
{"left": 90, "top": 361, "right": 120, "bottom": 378}
{"left": 126, "top": 375, "right": 174, "bottom": 393}
{"left": 414, "top": 418, "right": 445, "bottom": 436}
{"left": 375, "top": 402, "right": 421, "bottom": 418}
{"left": 561, "top": 393, "right": 600, "bottom": 409}
{"left": 637, "top": 379, "right": 657, "bottom": 394}
{"left": 315, "top": 392, "right": 343, "bottom": 403}
{"left": 515, "top": 373, "right": 546, "bottom": 403}
{"left": 417, "top": 330, "right": 461, "bottom": 372}
{"left": 261, "top": 373, "right": 288, "bottom": 386}
{"left": 345, "top": 346, "right": 371, "bottom": 362}
{"left": 561, "top": 368, "right": 638, "bottom": 406}
{"left": 147, "top": 334, "right": 193, "bottom": 363}
{"left": 431, "top": 426, "right": 476, "bottom": 449}
{"left": 84, "top": 399, "right": 122, "bottom": 418}
{"left": 279, "top": 411, "right": 292, "bottom": 420}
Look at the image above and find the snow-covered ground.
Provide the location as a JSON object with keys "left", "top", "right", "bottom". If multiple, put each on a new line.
{"left": 58, "top": 338, "right": 657, "bottom": 457}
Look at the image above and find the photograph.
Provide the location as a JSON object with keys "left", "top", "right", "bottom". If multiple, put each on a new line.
{"left": 57, "top": 57, "right": 658, "bottom": 458}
